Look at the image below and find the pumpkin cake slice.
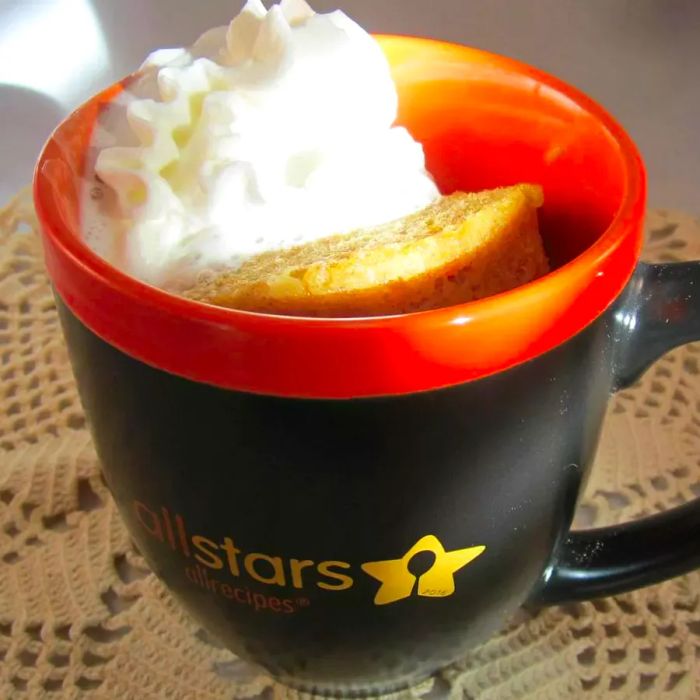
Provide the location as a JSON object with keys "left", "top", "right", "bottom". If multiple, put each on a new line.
{"left": 184, "top": 184, "right": 548, "bottom": 317}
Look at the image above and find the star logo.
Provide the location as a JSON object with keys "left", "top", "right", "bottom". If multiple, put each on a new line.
{"left": 361, "top": 535, "right": 486, "bottom": 606}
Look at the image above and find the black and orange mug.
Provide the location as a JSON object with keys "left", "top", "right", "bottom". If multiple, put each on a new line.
{"left": 34, "top": 36, "right": 700, "bottom": 695}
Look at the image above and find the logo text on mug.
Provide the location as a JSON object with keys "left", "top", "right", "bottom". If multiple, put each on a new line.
{"left": 132, "top": 500, "right": 485, "bottom": 608}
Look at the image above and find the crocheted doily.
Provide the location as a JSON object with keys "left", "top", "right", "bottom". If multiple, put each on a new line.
{"left": 0, "top": 188, "right": 698, "bottom": 699}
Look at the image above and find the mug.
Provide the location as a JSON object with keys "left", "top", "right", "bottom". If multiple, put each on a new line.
{"left": 34, "top": 36, "right": 700, "bottom": 696}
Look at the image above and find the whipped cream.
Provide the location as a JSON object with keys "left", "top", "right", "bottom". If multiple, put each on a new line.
{"left": 85, "top": 0, "right": 439, "bottom": 288}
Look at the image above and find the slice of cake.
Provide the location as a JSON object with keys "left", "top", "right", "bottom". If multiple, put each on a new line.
{"left": 185, "top": 184, "right": 548, "bottom": 317}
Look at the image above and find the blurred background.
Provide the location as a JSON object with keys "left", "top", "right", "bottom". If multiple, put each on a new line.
{"left": 1, "top": 0, "right": 698, "bottom": 213}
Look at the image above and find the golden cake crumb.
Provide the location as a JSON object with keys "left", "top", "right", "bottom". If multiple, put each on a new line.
{"left": 185, "top": 184, "right": 548, "bottom": 317}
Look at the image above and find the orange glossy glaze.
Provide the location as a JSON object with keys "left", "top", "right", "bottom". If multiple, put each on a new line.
{"left": 34, "top": 36, "right": 645, "bottom": 398}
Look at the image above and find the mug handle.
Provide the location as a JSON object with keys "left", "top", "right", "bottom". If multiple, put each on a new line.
{"left": 534, "top": 261, "right": 700, "bottom": 605}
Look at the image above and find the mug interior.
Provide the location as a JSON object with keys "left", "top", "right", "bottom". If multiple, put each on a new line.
{"left": 383, "top": 35, "right": 629, "bottom": 270}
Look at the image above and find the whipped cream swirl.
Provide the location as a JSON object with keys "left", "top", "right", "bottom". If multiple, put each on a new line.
{"left": 88, "top": 0, "right": 439, "bottom": 288}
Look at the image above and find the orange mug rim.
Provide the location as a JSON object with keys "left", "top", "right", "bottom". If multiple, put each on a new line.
{"left": 33, "top": 34, "right": 647, "bottom": 398}
{"left": 34, "top": 34, "right": 644, "bottom": 328}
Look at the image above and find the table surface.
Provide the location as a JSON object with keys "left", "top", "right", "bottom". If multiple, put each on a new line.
{"left": 1, "top": 0, "right": 698, "bottom": 214}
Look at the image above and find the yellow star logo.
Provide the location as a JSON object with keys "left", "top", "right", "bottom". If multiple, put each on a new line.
{"left": 361, "top": 535, "right": 486, "bottom": 606}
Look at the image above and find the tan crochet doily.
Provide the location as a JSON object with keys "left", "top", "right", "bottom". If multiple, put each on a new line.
{"left": 0, "top": 188, "right": 699, "bottom": 699}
